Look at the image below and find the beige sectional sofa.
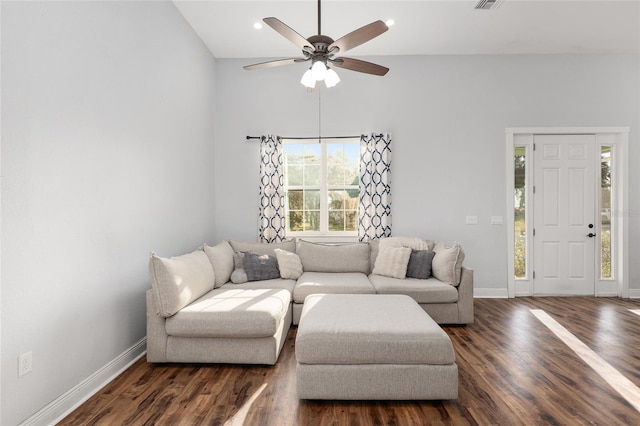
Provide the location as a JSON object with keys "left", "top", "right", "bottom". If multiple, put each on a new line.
{"left": 147, "top": 237, "right": 473, "bottom": 365}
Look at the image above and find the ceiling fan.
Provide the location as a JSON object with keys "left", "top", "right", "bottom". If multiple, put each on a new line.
{"left": 243, "top": 0, "right": 390, "bottom": 88}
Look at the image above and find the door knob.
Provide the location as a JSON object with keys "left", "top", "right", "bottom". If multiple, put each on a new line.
{"left": 588, "top": 224, "right": 594, "bottom": 229}
{"left": 587, "top": 233, "right": 596, "bottom": 238}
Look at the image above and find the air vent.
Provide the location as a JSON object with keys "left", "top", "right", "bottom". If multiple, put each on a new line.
{"left": 475, "top": 0, "right": 503, "bottom": 10}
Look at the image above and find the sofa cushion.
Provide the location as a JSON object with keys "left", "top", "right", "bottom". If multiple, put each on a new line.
{"left": 406, "top": 249, "right": 436, "bottom": 279}
{"left": 274, "top": 248, "right": 303, "bottom": 279}
{"left": 372, "top": 245, "right": 411, "bottom": 279}
{"left": 165, "top": 288, "right": 291, "bottom": 338}
{"left": 297, "top": 294, "right": 455, "bottom": 365}
{"left": 432, "top": 242, "right": 465, "bottom": 286}
{"left": 293, "top": 272, "right": 376, "bottom": 303}
{"left": 204, "top": 241, "right": 235, "bottom": 287}
{"left": 148, "top": 250, "right": 215, "bottom": 318}
{"left": 229, "top": 239, "right": 296, "bottom": 256}
{"left": 297, "top": 240, "right": 370, "bottom": 273}
{"left": 368, "top": 274, "right": 459, "bottom": 304}
{"left": 244, "top": 252, "right": 281, "bottom": 281}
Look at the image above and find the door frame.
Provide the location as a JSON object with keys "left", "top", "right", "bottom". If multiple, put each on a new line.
{"left": 505, "top": 127, "right": 630, "bottom": 298}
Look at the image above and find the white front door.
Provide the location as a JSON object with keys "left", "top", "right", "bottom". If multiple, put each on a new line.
{"left": 533, "top": 134, "right": 596, "bottom": 295}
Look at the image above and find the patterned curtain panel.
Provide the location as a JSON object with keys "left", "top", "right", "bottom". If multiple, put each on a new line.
{"left": 359, "top": 133, "right": 392, "bottom": 241}
{"left": 258, "top": 135, "right": 286, "bottom": 243}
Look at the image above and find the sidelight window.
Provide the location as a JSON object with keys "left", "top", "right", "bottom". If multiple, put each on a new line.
{"left": 514, "top": 146, "right": 527, "bottom": 279}
{"left": 600, "top": 146, "right": 613, "bottom": 279}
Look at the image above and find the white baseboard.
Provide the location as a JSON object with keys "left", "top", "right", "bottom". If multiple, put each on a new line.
{"left": 629, "top": 289, "right": 640, "bottom": 298}
{"left": 21, "top": 338, "right": 147, "bottom": 426}
{"left": 474, "top": 288, "right": 509, "bottom": 298}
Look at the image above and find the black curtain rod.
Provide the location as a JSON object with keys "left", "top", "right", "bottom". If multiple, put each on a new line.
{"left": 245, "top": 134, "right": 382, "bottom": 141}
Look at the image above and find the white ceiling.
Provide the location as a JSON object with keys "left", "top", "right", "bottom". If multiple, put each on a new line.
{"left": 173, "top": 0, "right": 639, "bottom": 59}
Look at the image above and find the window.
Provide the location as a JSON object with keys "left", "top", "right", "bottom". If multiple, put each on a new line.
{"left": 283, "top": 138, "right": 360, "bottom": 236}
{"left": 514, "top": 146, "right": 527, "bottom": 279}
{"left": 600, "top": 145, "right": 613, "bottom": 279}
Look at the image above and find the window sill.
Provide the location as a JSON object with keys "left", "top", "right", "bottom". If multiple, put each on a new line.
{"left": 287, "top": 233, "right": 359, "bottom": 243}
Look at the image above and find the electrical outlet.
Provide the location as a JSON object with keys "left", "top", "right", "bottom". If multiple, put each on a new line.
{"left": 491, "top": 216, "right": 504, "bottom": 225}
{"left": 465, "top": 216, "right": 478, "bottom": 225}
{"left": 18, "top": 351, "right": 32, "bottom": 377}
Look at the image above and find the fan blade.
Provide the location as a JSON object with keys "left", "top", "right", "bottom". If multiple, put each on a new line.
{"left": 263, "top": 17, "right": 314, "bottom": 53}
{"left": 328, "top": 20, "right": 388, "bottom": 55}
{"left": 331, "top": 57, "right": 389, "bottom": 76}
{"left": 244, "top": 58, "right": 308, "bottom": 71}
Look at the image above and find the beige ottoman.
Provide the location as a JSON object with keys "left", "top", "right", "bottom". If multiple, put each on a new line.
{"left": 295, "top": 294, "right": 458, "bottom": 400}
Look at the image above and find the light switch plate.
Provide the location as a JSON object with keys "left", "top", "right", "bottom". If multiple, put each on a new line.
{"left": 491, "top": 216, "right": 504, "bottom": 225}
{"left": 466, "top": 216, "right": 478, "bottom": 225}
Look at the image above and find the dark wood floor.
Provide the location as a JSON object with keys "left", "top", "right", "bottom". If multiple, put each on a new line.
{"left": 59, "top": 297, "right": 640, "bottom": 425}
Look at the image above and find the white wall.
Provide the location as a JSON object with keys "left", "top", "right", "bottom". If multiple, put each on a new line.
{"left": 214, "top": 54, "right": 639, "bottom": 294}
{"left": 1, "top": 2, "right": 216, "bottom": 424}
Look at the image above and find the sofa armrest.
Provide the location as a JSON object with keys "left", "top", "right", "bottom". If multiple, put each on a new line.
{"left": 456, "top": 267, "right": 474, "bottom": 324}
{"left": 146, "top": 289, "right": 168, "bottom": 362}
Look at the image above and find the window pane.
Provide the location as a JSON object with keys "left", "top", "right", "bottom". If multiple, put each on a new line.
{"left": 288, "top": 190, "right": 303, "bottom": 210}
{"left": 327, "top": 144, "right": 343, "bottom": 164}
{"left": 328, "top": 211, "right": 345, "bottom": 231}
{"left": 304, "top": 190, "right": 320, "bottom": 210}
{"left": 345, "top": 211, "right": 358, "bottom": 231}
{"left": 328, "top": 190, "right": 345, "bottom": 210}
{"left": 304, "top": 165, "right": 320, "bottom": 186}
{"left": 344, "top": 143, "right": 360, "bottom": 163}
{"left": 305, "top": 211, "right": 320, "bottom": 231}
{"left": 514, "top": 146, "right": 526, "bottom": 279}
{"left": 288, "top": 211, "right": 303, "bottom": 231}
{"left": 304, "top": 144, "right": 320, "bottom": 164}
{"left": 601, "top": 146, "right": 612, "bottom": 279}
{"left": 287, "top": 165, "right": 303, "bottom": 186}
{"left": 345, "top": 165, "right": 359, "bottom": 186}
{"left": 285, "top": 144, "right": 304, "bottom": 164}
{"left": 327, "top": 165, "right": 344, "bottom": 185}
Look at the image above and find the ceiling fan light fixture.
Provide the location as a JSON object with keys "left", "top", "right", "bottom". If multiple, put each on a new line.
{"left": 311, "top": 60, "right": 327, "bottom": 81}
{"left": 324, "top": 68, "right": 340, "bottom": 88}
{"left": 244, "top": 0, "right": 390, "bottom": 85}
{"left": 301, "top": 69, "right": 316, "bottom": 88}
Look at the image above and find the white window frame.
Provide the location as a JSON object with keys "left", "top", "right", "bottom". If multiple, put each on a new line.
{"left": 282, "top": 137, "right": 360, "bottom": 242}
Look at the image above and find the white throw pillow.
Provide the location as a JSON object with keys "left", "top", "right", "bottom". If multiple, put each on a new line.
{"left": 148, "top": 250, "right": 215, "bottom": 318}
{"left": 203, "top": 241, "right": 234, "bottom": 287}
{"left": 372, "top": 246, "right": 412, "bottom": 279}
{"left": 230, "top": 252, "right": 248, "bottom": 284}
{"left": 431, "top": 242, "right": 465, "bottom": 286}
{"left": 274, "top": 248, "right": 303, "bottom": 279}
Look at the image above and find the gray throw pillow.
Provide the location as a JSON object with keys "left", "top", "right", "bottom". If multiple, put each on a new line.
{"left": 244, "top": 252, "right": 281, "bottom": 281}
{"left": 406, "top": 249, "right": 436, "bottom": 279}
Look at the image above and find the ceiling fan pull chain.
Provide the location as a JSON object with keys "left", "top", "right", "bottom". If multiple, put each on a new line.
{"left": 318, "top": 86, "right": 322, "bottom": 142}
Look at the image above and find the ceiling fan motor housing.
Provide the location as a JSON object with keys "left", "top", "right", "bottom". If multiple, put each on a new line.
{"left": 305, "top": 35, "right": 337, "bottom": 63}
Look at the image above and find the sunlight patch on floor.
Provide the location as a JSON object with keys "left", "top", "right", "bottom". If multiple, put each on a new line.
{"left": 531, "top": 309, "right": 640, "bottom": 412}
{"left": 223, "top": 383, "right": 268, "bottom": 426}
{"left": 629, "top": 309, "right": 640, "bottom": 317}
